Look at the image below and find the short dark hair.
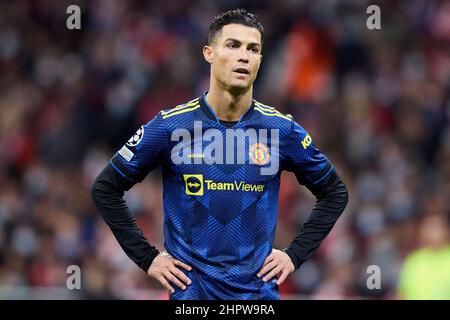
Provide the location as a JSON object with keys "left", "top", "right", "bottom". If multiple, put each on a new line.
{"left": 208, "top": 9, "right": 264, "bottom": 46}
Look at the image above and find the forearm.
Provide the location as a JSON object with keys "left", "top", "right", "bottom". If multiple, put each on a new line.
{"left": 91, "top": 163, "right": 159, "bottom": 273}
{"left": 284, "top": 169, "right": 348, "bottom": 270}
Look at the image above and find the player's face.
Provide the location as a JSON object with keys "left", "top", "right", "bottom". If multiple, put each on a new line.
{"left": 205, "top": 24, "right": 262, "bottom": 92}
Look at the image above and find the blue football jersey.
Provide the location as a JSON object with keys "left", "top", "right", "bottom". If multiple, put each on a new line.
{"left": 110, "top": 93, "right": 333, "bottom": 300}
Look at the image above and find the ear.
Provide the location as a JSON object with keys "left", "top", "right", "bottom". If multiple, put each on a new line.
{"left": 203, "top": 45, "right": 213, "bottom": 64}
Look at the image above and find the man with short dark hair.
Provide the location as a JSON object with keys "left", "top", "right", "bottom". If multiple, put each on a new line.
{"left": 92, "top": 8, "right": 348, "bottom": 300}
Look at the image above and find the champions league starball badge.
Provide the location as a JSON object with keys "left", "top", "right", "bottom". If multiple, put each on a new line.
{"left": 126, "top": 126, "right": 144, "bottom": 147}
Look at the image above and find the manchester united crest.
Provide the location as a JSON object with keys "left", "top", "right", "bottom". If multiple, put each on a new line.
{"left": 249, "top": 143, "right": 270, "bottom": 165}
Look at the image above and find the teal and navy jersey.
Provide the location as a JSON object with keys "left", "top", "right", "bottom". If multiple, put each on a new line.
{"left": 110, "top": 93, "right": 333, "bottom": 300}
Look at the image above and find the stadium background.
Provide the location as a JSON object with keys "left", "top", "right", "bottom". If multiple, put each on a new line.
{"left": 0, "top": 0, "right": 449, "bottom": 299}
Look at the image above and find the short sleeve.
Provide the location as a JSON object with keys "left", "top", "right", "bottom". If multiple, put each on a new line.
{"left": 282, "top": 120, "right": 333, "bottom": 187}
{"left": 110, "top": 113, "right": 168, "bottom": 183}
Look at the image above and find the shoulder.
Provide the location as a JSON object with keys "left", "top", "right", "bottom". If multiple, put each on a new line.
{"left": 252, "top": 99, "right": 295, "bottom": 136}
{"left": 140, "top": 97, "right": 201, "bottom": 133}
{"left": 403, "top": 248, "right": 431, "bottom": 268}
{"left": 159, "top": 97, "right": 201, "bottom": 120}
{"left": 253, "top": 99, "right": 293, "bottom": 122}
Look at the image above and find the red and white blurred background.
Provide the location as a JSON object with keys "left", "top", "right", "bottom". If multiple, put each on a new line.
{"left": 0, "top": 0, "right": 449, "bottom": 299}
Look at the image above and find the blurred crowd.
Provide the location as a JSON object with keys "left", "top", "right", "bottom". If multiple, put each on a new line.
{"left": 0, "top": 0, "right": 449, "bottom": 299}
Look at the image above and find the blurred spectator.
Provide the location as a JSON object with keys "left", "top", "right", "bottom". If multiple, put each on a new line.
{"left": 397, "top": 213, "right": 450, "bottom": 300}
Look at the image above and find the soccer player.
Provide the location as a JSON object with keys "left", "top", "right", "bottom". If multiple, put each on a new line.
{"left": 91, "top": 9, "right": 348, "bottom": 300}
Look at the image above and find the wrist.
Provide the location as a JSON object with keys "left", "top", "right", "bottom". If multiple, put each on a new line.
{"left": 144, "top": 248, "right": 161, "bottom": 273}
{"left": 283, "top": 248, "right": 302, "bottom": 271}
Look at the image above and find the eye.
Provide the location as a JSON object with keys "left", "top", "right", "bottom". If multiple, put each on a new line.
{"left": 250, "top": 47, "right": 260, "bottom": 53}
{"left": 227, "top": 43, "right": 238, "bottom": 49}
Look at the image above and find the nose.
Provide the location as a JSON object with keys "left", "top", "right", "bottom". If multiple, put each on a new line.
{"left": 238, "top": 57, "right": 249, "bottom": 64}
{"left": 238, "top": 47, "right": 249, "bottom": 63}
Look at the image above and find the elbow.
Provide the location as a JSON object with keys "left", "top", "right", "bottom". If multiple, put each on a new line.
{"left": 91, "top": 177, "right": 101, "bottom": 207}
{"left": 340, "top": 182, "right": 349, "bottom": 214}
{"left": 91, "top": 176, "right": 113, "bottom": 222}
{"left": 344, "top": 184, "right": 349, "bottom": 205}
{"left": 91, "top": 173, "right": 109, "bottom": 209}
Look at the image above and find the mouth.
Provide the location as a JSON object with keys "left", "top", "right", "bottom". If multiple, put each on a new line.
{"left": 233, "top": 67, "right": 250, "bottom": 75}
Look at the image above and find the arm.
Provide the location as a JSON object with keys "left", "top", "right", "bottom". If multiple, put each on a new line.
{"left": 91, "top": 162, "right": 160, "bottom": 273}
{"left": 284, "top": 168, "right": 348, "bottom": 270}
{"left": 91, "top": 162, "right": 192, "bottom": 293}
{"left": 257, "top": 168, "right": 348, "bottom": 284}
{"left": 258, "top": 120, "right": 348, "bottom": 285}
{"left": 91, "top": 115, "right": 192, "bottom": 293}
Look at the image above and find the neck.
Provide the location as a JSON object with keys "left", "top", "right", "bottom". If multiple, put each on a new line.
{"left": 205, "top": 83, "right": 253, "bottom": 122}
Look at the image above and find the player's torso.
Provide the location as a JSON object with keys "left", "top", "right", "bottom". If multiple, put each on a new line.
{"left": 164, "top": 114, "right": 282, "bottom": 204}
{"left": 112, "top": 94, "right": 330, "bottom": 299}
{"left": 160, "top": 96, "right": 291, "bottom": 299}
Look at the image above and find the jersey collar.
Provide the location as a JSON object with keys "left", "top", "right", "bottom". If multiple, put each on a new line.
{"left": 199, "top": 92, "right": 255, "bottom": 126}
